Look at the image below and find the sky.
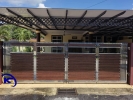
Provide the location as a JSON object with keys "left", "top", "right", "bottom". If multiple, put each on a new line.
{"left": 0, "top": 0, "right": 133, "bottom": 10}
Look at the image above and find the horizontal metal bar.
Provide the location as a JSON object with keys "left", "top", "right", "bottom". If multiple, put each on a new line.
{"left": 68, "top": 53, "right": 95, "bottom": 54}
{"left": 4, "top": 42, "right": 124, "bottom": 45}
{"left": 96, "top": 81, "right": 127, "bottom": 83}
{"left": 10, "top": 52, "right": 33, "bottom": 53}
{"left": 34, "top": 80, "right": 65, "bottom": 83}
{"left": 16, "top": 80, "right": 127, "bottom": 84}
{"left": 68, "top": 80, "right": 126, "bottom": 83}
{"left": 37, "top": 46, "right": 95, "bottom": 48}
{"left": 16, "top": 80, "right": 65, "bottom": 83}
{"left": 99, "top": 47, "right": 121, "bottom": 48}
{"left": 36, "top": 42, "right": 123, "bottom": 45}
{"left": 68, "top": 80, "right": 96, "bottom": 83}
{"left": 37, "top": 42, "right": 65, "bottom": 43}
{"left": 37, "top": 46, "right": 64, "bottom": 47}
{"left": 3, "top": 46, "right": 33, "bottom": 48}
{"left": 68, "top": 46, "right": 95, "bottom": 48}
{"left": 37, "top": 52, "right": 64, "bottom": 54}
{"left": 98, "top": 43, "right": 123, "bottom": 45}
{"left": 99, "top": 53, "right": 121, "bottom": 54}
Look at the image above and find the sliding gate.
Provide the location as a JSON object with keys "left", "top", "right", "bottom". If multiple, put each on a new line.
{"left": 3, "top": 42, "right": 127, "bottom": 83}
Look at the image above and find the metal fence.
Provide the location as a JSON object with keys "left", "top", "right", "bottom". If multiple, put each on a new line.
{"left": 3, "top": 42, "right": 128, "bottom": 83}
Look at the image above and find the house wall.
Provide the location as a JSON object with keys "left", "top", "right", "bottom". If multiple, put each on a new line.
{"left": 44, "top": 33, "right": 83, "bottom": 52}
{"left": 117, "top": 39, "right": 132, "bottom": 43}
{"left": 44, "top": 33, "right": 132, "bottom": 52}
{"left": 116, "top": 36, "right": 132, "bottom": 43}
{"left": 45, "top": 33, "right": 83, "bottom": 42}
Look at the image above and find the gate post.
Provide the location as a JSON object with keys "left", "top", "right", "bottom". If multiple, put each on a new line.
{"left": 95, "top": 44, "right": 99, "bottom": 82}
{"left": 33, "top": 43, "right": 37, "bottom": 81}
{"left": 0, "top": 41, "right": 3, "bottom": 85}
{"left": 128, "top": 43, "right": 133, "bottom": 85}
{"left": 64, "top": 43, "right": 68, "bottom": 83}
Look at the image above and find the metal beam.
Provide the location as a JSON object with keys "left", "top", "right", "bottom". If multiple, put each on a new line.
{"left": 6, "top": 8, "right": 41, "bottom": 29}
{"left": 94, "top": 29, "right": 132, "bottom": 33}
{"left": 94, "top": 31, "right": 132, "bottom": 36}
{"left": 89, "top": 11, "right": 126, "bottom": 30}
{"left": 103, "top": 11, "right": 126, "bottom": 23}
{"left": 98, "top": 26, "right": 132, "bottom": 32}
{"left": 38, "top": 27, "right": 132, "bottom": 32}
{"left": 0, "top": 18, "right": 34, "bottom": 30}
{"left": 80, "top": 10, "right": 107, "bottom": 29}
{"left": 41, "top": 29, "right": 96, "bottom": 31}
{"left": 47, "top": 9, "right": 58, "bottom": 29}
{"left": 7, "top": 8, "right": 46, "bottom": 35}
{"left": 0, "top": 13, "right": 34, "bottom": 29}
{"left": 116, "top": 15, "right": 133, "bottom": 23}
{"left": 101, "top": 30, "right": 132, "bottom": 33}
{"left": 0, "top": 19, "right": 43, "bottom": 34}
{"left": 64, "top": 10, "right": 68, "bottom": 30}
{"left": 40, "top": 30, "right": 47, "bottom": 36}
{"left": 27, "top": 9, "right": 50, "bottom": 29}
{"left": 72, "top": 10, "right": 87, "bottom": 29}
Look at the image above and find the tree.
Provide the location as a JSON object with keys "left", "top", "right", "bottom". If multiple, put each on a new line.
{"left": 0, "top": 25, "right": 13, "bottom": 41}
{"left": 0, "top": 24, "right": 35, "bottom": 41}
{"left": 13, "top": 26, "right": 34, "bottom": 42}
{"left": 0, "top": 24, "right": 44, "bottom": 52}
{"left": 12, "top": 26, "right": 34, "bottom": 52}
{"left": 0, "top": 24, "right": 35, "bottom": 52}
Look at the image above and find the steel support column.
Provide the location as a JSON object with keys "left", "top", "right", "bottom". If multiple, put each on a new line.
{"left": 37, "top": 33, "right": 40, "bottom": 52}
{"left": 128, "top": 43, "right": 133, "bottom": 85}
{"left": 132, "top": 35, "right": 133, "bottom": 42}
{"left": 0, "top": 41, "right": 3, "bottom": 85}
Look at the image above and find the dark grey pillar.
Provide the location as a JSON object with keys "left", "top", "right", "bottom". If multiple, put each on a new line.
{"left": 37, "top": 33, "right": 40, "bottom": 52}
{"left": 0, "top": 41, "right": 3, "bottom": 84}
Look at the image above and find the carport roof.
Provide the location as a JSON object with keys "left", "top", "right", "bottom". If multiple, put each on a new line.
{"left": 0, "top": 7, "right": 133, "bottom": 36}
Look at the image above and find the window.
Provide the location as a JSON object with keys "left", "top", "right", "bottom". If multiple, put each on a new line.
{"left": 51, "top": 35, "right": 63, "bottom": 52}
{"left": 51, "top": 35, "right": 63, "bottom": 42}
{"left": 51, "top": 47, "right": 63, "bottom": 52}
{"left": 92, "top": 36, "right": 102, "bottom": 42}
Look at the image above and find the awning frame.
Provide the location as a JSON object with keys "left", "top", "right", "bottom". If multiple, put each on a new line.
{"left": 0, "top": 8, "right": 133, "bottom": 36}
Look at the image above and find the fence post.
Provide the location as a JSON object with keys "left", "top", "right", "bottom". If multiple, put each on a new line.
{"left": 0, "top": 41, "right": 3, "bottom": 85}
{"left": 33, "top": 43, "right": 37, "bottom": 81}
{"left": 64, "top": 43, "right": 68, "bottom": 83}
{"left": 128, "top": 43, "right": 133, "bottom": 85}
{"left": 95, "top": 43, "right": 99, "bottom": 82}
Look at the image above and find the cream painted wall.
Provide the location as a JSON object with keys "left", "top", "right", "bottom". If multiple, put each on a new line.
{"left": 45, "top": 33, "right": 83, "bottom": 42}
{"left": 44, "top": 33, "right": 83, "bottom": 52}
{"left": 44, "top": 34, "right": 133, "bottom": 52}
{"left": 117, "top": 39, "right": 132, "bottom": 43}
{"left": 45, "top": 33, "right": 133, "bottom": 43}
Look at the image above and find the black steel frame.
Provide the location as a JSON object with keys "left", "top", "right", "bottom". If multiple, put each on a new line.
{"left": 0, "top": 8, "right": 133, "bottom": 36}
